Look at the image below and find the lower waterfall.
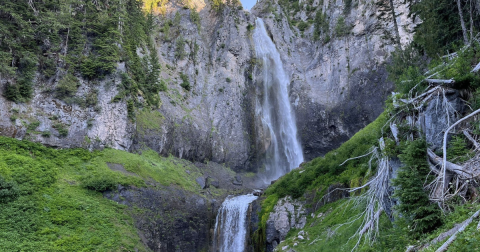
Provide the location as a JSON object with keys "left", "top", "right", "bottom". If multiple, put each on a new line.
{"left": 213, "top": 194, "right": 258, "bottom": 252}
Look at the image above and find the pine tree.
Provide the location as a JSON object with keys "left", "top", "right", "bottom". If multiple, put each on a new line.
{"left": 393, "top": 139, "right": 442, "bottom": 237}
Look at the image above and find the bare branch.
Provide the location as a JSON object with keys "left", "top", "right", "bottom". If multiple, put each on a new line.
{"left": 472, "top": 62, "right": 480, "bottom": 73}
{"left": 425, "top": 79, "right": 455, "bottom": 85}
{"left": 442, "top": 108, "right": 480, "bottom": 198}
{"left": 339, "top": 147, "right": 378, "bottom": 166}
{"left": 359, "top": 207, "right": 383, "bottom": 235}
{"left": 436, "top": 209, "right": 480, "bottom": 252}
{"left": 463, "top": 130, "right": 480, "bottom": 150}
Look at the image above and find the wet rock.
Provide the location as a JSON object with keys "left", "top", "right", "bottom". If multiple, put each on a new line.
{"left": 253, "top": 190, "right": 263, "bottom": 196}
{"left": 207, "top": 177, "right": 220, "bottom": 188}
{"left": 196, "top": 176, "right": 206, "bottom": 189}
{"left": 232, "top": 175, "right": 243, "bottom": 186}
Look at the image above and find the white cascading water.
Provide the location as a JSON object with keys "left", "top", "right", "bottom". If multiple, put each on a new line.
{"left": 213, "top": 194, "right": 258, "bottom": 252}
{"left": 213, "top": 18, "right": 304, "bottom": 252}
{"left": 253, "top": 18, "right": 304, "bottom": 181}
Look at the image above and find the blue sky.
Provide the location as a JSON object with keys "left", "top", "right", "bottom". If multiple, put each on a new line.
{"left": 240, "top": 0, "right": 257, "bottom": 10}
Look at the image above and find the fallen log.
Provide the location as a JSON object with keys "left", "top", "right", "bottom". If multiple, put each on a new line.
{"left": 435, "top": 209, "right": 480, "bottom": 252}
{"left": 359, "top": 207, "right": 383, "bottom": 235}
{"left": 425, "top": 79, "right": 455, "bottom": 85}
{"left": 427, "top": 149, "right": 470, "bottom": 177}
{"left": 471, "top": 62, "right": 480, "bottom": 73}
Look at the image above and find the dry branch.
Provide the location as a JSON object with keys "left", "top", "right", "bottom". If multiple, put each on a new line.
{"left": 359, "top": 207, "right": 383, "bottom": 235}
{"left": 472, "top": 62, "right": 480, "bottom": 73}
{"left": 435, "top": 209, "right": 480, "bottom": 252}
{"left": 442, "top": 108, "right": 480, "bottom": 197}
{"left": 425, "top": 79, "right": 455, "bottom": 85}
{"left": 339, "top": 147, "right": 378, "bottom": 166}
{"left": 427, "top": 149, "right": 468, "bottom": 177}
{"left": 463, "top": 130, "right": 480, "bottom": 150}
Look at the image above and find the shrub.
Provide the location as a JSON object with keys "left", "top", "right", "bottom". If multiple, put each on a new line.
{"left": 297, "top": 21, "right": 309, "bottom": 32}
{"left": 334, "top": 17, "right": 350, "bottom": 37}
{"left": 127, "top": 100, "right": 135, "bottom": 121}
{"left": 0, "top": 176, "right": 20, "bottom": 204}
{"left": 81, "top": 172, "right": 117, "bottom": 192}
{"left": 180, "top": 73, "right": 191, "bottom": 91}
{"left": 54, "top": 124, "right": 69, "bottom": 137}
{"left": 85, "top": 89, "right": 98, "bottom": 107}
{"left": 175, "top": 36, "right": 186, "bottom": 60}
{"left": 313, "top": 11, "right": 329, "bottom": 41}
{"left": 27, "top": 121, "right": 40, "bottom": 131}
{"left": 56, "top": 73, "right": 80, "bottom": 99}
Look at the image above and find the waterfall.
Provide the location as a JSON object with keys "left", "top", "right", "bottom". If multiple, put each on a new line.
{"left": 212, "top": 18, "right": 303, "bottom": 252}
{"left": 253, "top": 18, "right": 304, "bottom": 181}
{"left": 213, "top": 194, "right": 258, "bottom": 252}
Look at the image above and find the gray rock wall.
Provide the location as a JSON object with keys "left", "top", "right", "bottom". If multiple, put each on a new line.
{"left": 0, "top": 0, "right": 417, "bottom": 173}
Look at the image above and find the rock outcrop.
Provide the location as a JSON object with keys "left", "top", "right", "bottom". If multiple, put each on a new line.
{"left": 105, "top": 185, "right": 215, "bottom": 252}
{"left": 265, "top": 196, "right": 307, "bottom": 252}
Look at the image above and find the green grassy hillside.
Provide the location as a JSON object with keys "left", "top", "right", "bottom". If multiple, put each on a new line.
{"left": 0, "top": 136, "right": 211, "bottom": 251}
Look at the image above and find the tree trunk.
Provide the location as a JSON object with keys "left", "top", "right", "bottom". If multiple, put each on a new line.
{"left": 389, "top": 0, "right": 401, "bottom": 46}
{"left": 470, "top": 0, "right": 474, "bottom": 40}
{"left": 456, "top": 0, "right": 469, "bottom": 44}
{"left": 436, "top": 210, "right": 480, "bottom": 252}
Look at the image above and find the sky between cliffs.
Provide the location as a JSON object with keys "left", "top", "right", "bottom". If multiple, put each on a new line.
{"left": 240, "top": 0, "right": 256, "bottom": 10}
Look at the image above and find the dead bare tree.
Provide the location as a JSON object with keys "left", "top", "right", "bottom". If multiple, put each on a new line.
{"left": 389, "top": 0, "right": 401, "bottom": 46}
{"left": 456, "top": 0, "right": 469, "bottom": 44}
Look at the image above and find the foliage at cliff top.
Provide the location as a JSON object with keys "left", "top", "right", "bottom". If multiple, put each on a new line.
{"left": 0, "top": 136, "right": 208, "bottom": 251}
{"left": 0, "top": 0, "right": 161, "bottom": 108}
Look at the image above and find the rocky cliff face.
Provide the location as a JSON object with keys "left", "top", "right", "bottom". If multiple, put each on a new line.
{"left": 251, "top": 0, "right": 417, "bottom": 160}
{"left": 0, "top": 0, "right": 417, "bottom": 173}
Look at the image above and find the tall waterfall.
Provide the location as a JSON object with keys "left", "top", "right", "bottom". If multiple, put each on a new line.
{"left": 253, "top": 18, "right": 304, "bottom": 181}
{"left": 213, "top": 194, "right": 258, "bottom": 252}
{"left": 212, "top": 18, "right": 304, "bottom": 252}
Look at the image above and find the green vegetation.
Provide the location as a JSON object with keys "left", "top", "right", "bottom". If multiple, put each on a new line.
{"left": 334, "top": 17, "right": 350, "bottom": 37}
{"left": 176, "top": 36, "right": 187, "bottom": 60}
{"left": 180, "top": 72, "right": 191, "bottom": 91}
{"left": 0, "top": 0, "right": 162, "bottom": 111}
{"left": 53, "top": 124, "right": 69, "bottom": 138}
{"left": 55, "top": 73, "right": 80, "bottom": 101}
{"left": 393, "top": 139, "right": 442, "bottom": 237}
{"left": 0, "top": 136, "right": 212, "bottom": 251}
{"left": 0, "top": 137, "right": 146, "bottom": 251}
{"left": 313, "top": 11, "right": 329, "bottom": 41}
{"left": 411, "top": 0, "right": 480, "bottom": 57}
{"left": 136, "top": 109, "right": 165, "bottom": 136}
